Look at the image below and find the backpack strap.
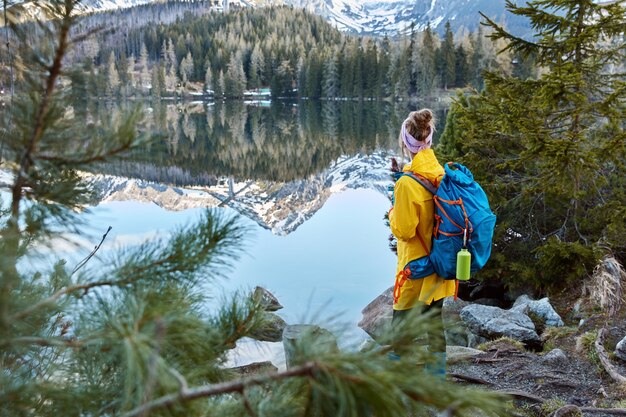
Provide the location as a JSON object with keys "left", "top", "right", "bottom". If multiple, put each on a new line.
{"left": 401, "top": 172, "right": 438, "bottom": 195}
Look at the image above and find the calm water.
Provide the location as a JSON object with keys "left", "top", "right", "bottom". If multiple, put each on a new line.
{"left": 34, "top": 99, "right": 450, "bottom": 365}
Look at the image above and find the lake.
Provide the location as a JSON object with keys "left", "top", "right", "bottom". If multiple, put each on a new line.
{"left": 27, "top": 99, "right": 450, "bottom": 366}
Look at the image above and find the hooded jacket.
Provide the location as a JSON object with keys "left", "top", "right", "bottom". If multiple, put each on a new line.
{"left": 389, "top": 149, "right": 456, "bottom": 310}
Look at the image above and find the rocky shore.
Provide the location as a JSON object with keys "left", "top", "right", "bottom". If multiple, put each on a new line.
{"left": 237, "top": 256, "right": 626, "bottom": 416}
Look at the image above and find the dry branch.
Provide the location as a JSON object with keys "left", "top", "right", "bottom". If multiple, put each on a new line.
{"left": 595, "top": 328, "right": 626, "bottom": 385}
{"left": 118, "top": 361, "right": 318, "bottom": 417}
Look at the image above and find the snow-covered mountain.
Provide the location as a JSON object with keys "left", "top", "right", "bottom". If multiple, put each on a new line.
{"left": 90, "top": 151, "right": 393, "bottom": 236}
{"left": 74, "top": 0, "right": 530, "bottom": 36}
{"left": 274, "top": 0, "right": 527, "bottom": 35}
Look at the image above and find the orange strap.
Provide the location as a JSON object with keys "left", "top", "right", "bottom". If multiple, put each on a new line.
{"left": 454, "top": 279, "right": 459, "bottom": 302}
{"left": 393, "top": 268, "right": 412, "bottom": 304}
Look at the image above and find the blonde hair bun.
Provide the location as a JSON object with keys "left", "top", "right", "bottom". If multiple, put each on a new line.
{"left": 405, "top": 109, "right": 435, "bottom": 142}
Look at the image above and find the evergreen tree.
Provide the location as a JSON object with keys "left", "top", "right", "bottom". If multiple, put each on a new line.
{"left": 271, "top": 60, "right": 295, "bottom": 98}
{"left": 107, "top": 51, "right": 120, "bottom": 96}
{"left": 180, "top": 51, "right": 194, "bottom": 84}
{"left": 444, "top": 0, "right": 626, "bottom": 290}
{"left": 151, "top": 63, "right": 163, "bottom": 98}
{"left": 204, "top": 64, "right": 213, "bottom": 93}
{"left": 469, "top": 26, "right": 485, "bottom": 89}
{"left": 224, "top": 54, "right": 246, "bottom": 98}
{"left": 441, "top": 21, "right": 456, "bottom": 89}
{"left": 392, "top": 45, "right": 411, "bottom": 100}
{"left": 322, "top": 51, "right": 339, "bottom": 98}
{"left": 352, "top": 41, "right": 364, "bottom": 99}
{"left": 417, "top": 25, "right": 437, "bottom": 96}
{"left": 127, "top": 53, "right": 137, "bottom": 94}
{"left": 363, "top": 40, "right": 378, "bottom": 98}
{"left": 454, "top": 45, "right": 469, "bottom": 88}
{"left": 117, "top": 51, "right": 130, "bottom": 96}
{"left": 305, "top": 49, "right": 323, "bottom": 98}
{"left": 249, "top": 44, "right": 265, "bottom": 89}
{"left": 139, "top": 42, "right": 150, "bottom": 92}
{"left": 215, "top": 69, "right": 225, "bottom": 99}
{"left": 378, "top": 36, "right": 392, "bottom": 98}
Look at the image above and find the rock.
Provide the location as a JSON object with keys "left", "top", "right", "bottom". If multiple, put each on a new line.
{"left": 358, "top": 338, "right": 380, "bottom": 352}
{"left": 252, "top": 286, "right": 283, "bottom": 312}
{"left": 473, "top": 298, "right": 506, "bottom": 307}
{"left": 283, "top": 324, "right": 338, "bottom": 369}
{"left": 249, "top": 312, "right": 287, "bottom": 342}
{"left": 467, "top": 332, "right": 488, "bottom": 348}
{"left": 513, "top": 295, "right": 564, "bottom": 327}
{"left": 460, "top": 304, "right": 541, "bottom": 346}
{"left": 442, "top": 297, "right": 470, "bottom": 321}
{"left": 358, "top": 286, "right": 393, "bottom": 342}
{"left": 442, "top": 297, "right": 475, "bottom": 347}
{"left": 446, "top": 346, "right": 483, "bottom": 364}
{"left": 615, "top": 336, "right": 626, "bottom": 361}
{"left": 542, "top": 348, "right": 568, "bottom": 366}
{"left": 231, "top": 361, "right": 278, "bottom": 378}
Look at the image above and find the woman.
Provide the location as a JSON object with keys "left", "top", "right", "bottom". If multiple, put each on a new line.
{"left": 388, "top": 109, "right": 455, "bottom": 373}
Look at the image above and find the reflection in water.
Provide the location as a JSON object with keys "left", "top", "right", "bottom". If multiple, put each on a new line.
{"left": 86, "top": 100, "right": 448, "bottom": 185}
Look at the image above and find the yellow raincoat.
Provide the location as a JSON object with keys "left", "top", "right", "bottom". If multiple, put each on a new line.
{"left": 389, "top": 149, "right": 456, "bottom": 310}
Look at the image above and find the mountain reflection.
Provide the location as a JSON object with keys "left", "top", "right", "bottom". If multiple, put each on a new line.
{"left": 87, "top": 100, "right": 448, "bottom": 186}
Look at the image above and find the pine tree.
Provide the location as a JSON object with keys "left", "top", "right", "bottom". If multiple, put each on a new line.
{"left": 215, "top": 69, "right": 225, "bottom": 98}
{"left": 204, "top": 64, "right": 213, "bottom": 94}
{"left": 443, "top": 0, "right": 626, "bottom": 289}
{"left": 127, "top": 53, "right": 137, "bottom": 94}
{"left": 224, "top": 54, "right": 246, "bottom": 98}
{"left": 441, "top": 21, "right": 456, "bottom": 90}
{"left": 107, "top": 51, "right": 120, "bottom": 96}
{"left": 249, "top": 44, "right": 265, "bottom": 89}
{"left": 151, "top": 63, "right": 163, "bottom": 98}
{"left": 454, "top": 45, "right": 469, "bottom": 88}
{"left": 139, "top": 42, "right": 151, "bottom": 93}
{"left": 469, "top": 26, "right": 485, "bottom": 89}
{"left": 180, "top": 51, "right": 194, "bottom": 84}
{"left": 378, "top": 35, "right": 391, "bottom": 98}
{"left": 417, "top": 25, "right": 437, "bottom": 96}
{"left": 322, "top": 51, "right": 339, "bottom": 98}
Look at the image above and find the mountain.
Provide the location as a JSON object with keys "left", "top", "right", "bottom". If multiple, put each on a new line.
{"left": 272, "top": 0, "right": 531, "bottom": 36}
{"left": 71, "top": 0, "right": 531, "bottom": 37}
{"left": 90, "top": 151, "right": 393, "bottom": 236}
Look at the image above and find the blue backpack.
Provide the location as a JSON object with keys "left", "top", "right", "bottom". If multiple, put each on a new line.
{"left": 401, "top": 162, "right": 496, "bottom": 280}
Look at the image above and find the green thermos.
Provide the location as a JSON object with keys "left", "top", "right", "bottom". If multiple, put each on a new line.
{"left": 456, "top": 248, "right": 471, "bottom": 281}
{"left": 456, "top": 227, "right": 472, "bottom": 281}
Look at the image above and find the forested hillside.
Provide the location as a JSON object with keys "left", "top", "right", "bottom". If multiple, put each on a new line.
{"left": 26, "top": 3, "right": 530, "bottom": 100}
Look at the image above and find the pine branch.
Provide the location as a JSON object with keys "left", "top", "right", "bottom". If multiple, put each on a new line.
{"left": 10, "top": 0, "right": 75, "bottom": 222}
{"left": 118, "top": 361, "right": 318, "bottom": 417}
{"left": 2, "top": 336, "right": 83, "bottom": 348}
{"left": 9, "top": 278, "right": 135, "bottom": 321}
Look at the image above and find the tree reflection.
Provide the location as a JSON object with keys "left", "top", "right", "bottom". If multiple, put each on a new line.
{"left": 86, "top": 100, "right": 447, "bottom": 185}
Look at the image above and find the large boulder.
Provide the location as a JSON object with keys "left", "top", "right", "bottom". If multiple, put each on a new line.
{"left": 358, "top": 287, "right": 393, "bottom": 342}
{"left": 460, "top": 304, "right": 541, "bottom": 346}
{"left": 443, "top": 297, "right": 487, "bottom": 348}
{"left": 615, "top": 336, "right": 626, "bottom": 361}
{"left": 283, "top": 324, "right": 338, "bottom": 369}
{"left": 249, "top": 312, "right": 287, "bottom": 342}
{"left": 513, "top": 295, "right": 564, "bottom": 327}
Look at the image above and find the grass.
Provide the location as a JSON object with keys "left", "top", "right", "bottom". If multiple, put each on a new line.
{"left": 478, "top": 337, "right": 526, "bottom": 352}
{"left": 541, "top": 326, "right": 577, "bottom": 353}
